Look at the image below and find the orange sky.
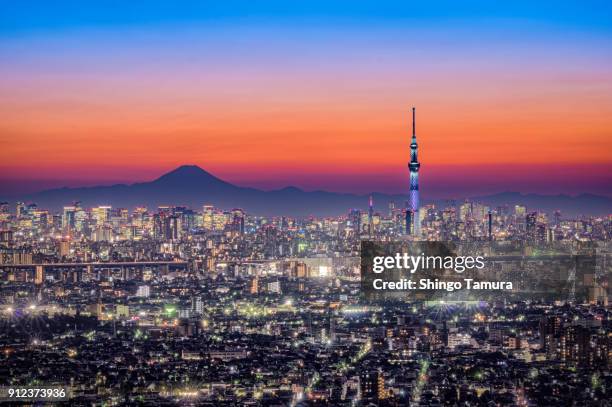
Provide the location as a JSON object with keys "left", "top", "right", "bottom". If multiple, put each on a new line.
{"left": 1, "top": 21, "right": 611, "bottom": 196}
{"left": 2, "top": 78, "right": 610, "bottom": 169}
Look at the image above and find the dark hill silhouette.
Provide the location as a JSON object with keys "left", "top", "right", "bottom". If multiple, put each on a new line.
{"left": 149, "top": 165, "right": 235, "bottom": 189}
{"left": 1, "top": 165, "right": 610, "bottom": 217}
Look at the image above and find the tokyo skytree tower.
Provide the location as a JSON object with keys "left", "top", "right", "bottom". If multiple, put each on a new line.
{"left": 406, "top": 107, "right": 420, "bottom": 235}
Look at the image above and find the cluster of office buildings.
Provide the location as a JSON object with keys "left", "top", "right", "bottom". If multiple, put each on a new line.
{"left": 0, "top": 196, "right": 610, "bottom": 405}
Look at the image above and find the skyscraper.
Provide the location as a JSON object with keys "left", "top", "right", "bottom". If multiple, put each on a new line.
{"left": 368, "top": 195, "right": 374, "bottom": 235}
{"left": 62, "top": 205, "right": 77, "bottom": 231}
{"left": 407, "top": 107, "right": 421, "bottom": 235}
{"left": 349, "top": 209, "right": 361, "bottom": 234}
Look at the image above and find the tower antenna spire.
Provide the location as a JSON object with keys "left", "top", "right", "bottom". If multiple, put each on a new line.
{"left": 407, "top": 106, "right": 420, "bottom": 236}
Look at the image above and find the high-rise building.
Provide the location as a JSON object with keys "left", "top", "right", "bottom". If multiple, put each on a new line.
{"left": 59, "top": 239, "right": 70, "bottom": 258}
{"left": 0, "top": 202, "right": 9, "bottom": 227}
{"left": 267, "top": 280, "right": 281, "bottom": 294}
{"left": 62, "top": 205, "right": 76, "bottom": 230}
{"left": 213, "top": 211, "right": 228, "bottom": 231}
{"left": 515, "top": 205, "right": 527, "bottom": 232}
{"left": 230, "top": 208, "right": 245, "bottom": 234}
{"left": 407, "top": 107, "right": 421, "bottom": 235}
{"left": 93, "top": 225, "right": 112, "bottom": 242}
{"left": 554, "top": 210, "right": 562, "bottom": 226}
{"left": 0, "top": 230, "right": 13, "bottom": 243}
{"left": 368, "top": 195, "right": 374, "bottom": 235}
{"left": 92, "top": 206, "right": 112, "bottom": 226}
{"left": 559, "top": 325, "right": 592, "bottom": 367}
{"left": 74, "top": 204, "right": 87, "bottom": 232}
{"left": 133, "top": 207, "right": 147, "bottom": 225}
{"left": 348, "top": 209, "right": 361, "bottom": 234}
{"left": 360, "top": 212, "right": 370, "bottom": 233}
{"left": 459, "top": 201, "right": 472, "bottom": 222}
{"left": 118, "top": 208, "right": 129, "bottom": 225}
{"left": 296, "top": 262, "right": 307, "bottom": 278}
{"left": 88, "top": 302, "right": 104, "bottom": 317}
{"left": 540, "top": 315, "right": 562, "bottom": 353}
{"left": 360, "top": 370, "right": 386, "bottom": 400}
{"left": 166, "top": 215, "right": 181, "bottom": 240}
{"left": 191, "top": 296, "right": 204, "bottom": 315}
{"left": 526, "top": 212, "right": 537, "bottom": 241}
{"left": 35, "top": 265, "right": 44, "bottom": 285}
{"left": 136, "top": 285, "right": 150, "bottom": 298}
{"left": 16, "top": 202, "right": 25, "bottom": 218}
{"left": 116, "top": 305, "right": 130, "bottom": 318}
{"left": 250, "top": 276, "right": 259, "bottom": 294}
{"left": 202, "top": 205, "right": 214, "bottom": 229}
{"left": 31, "top": 209, "right": 49, "bottom": 232}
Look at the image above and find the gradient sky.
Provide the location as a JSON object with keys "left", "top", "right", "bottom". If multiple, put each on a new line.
{"left": 1, "top": 1, "right": 611, "bottom": 198}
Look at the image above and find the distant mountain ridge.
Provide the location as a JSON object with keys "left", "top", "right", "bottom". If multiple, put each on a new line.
{"left": 1, "top": 165, "right": 610, "bottom": 217}
{"left": 466, "top": 191, "right": 611, "bottom": 218}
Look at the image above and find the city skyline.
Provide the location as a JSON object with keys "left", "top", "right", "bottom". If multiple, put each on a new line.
{"left": 1, "top": 1, "right": 612, "bottom": 197}
{"left": 1, "top": 3, "right": 610, "bottom": 405}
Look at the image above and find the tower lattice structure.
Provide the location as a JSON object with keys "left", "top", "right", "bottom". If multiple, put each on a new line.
{"left": 407, "top": 107, "right": 421, "bottom": 235}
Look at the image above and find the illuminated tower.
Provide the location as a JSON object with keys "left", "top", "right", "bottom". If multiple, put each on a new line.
{"left": 368, "top": 195, "right": 374, "bottom": 235}
{"left": 407, "top": 107, "right": 421, "bottom": 235}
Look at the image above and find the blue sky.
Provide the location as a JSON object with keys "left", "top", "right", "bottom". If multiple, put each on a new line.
{"left": 2, "top": 1, "right": 611, "bottom": 36}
